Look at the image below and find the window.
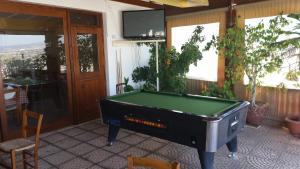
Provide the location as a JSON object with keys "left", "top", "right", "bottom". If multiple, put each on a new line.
{"left": 0, "top": 12, "right": 70, "bottom": 129}
{"left": 171, "top": 22, "right": 219, "bottom": 81}
{"left": 245, "top": 16, "right": 300, "bottom": 89}
{"left": 77, "top": 33, "right": 99, "bottom": 73}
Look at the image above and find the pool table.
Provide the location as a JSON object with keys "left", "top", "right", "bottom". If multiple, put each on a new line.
{"left": 100, "top": 90, "right": 249, "bottom": 169}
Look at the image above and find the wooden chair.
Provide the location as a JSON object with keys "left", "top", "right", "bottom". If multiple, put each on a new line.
{"left": 0, "top": 110, "right": 43, "bottom": 169}
{"left": 116, "top": 83, "right": 126, "bottom": 94}
{"left": 4, "top": 88, "right": 22, "bottom": 123}
{"left": 127, "top": 155, "right": 180, "bottom": 169}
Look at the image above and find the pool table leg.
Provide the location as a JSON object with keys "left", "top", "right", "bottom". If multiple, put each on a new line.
{"left": 226, "top": 136, "right": 238, "bottom": 159}
{"left": 198, "top": 151, "right": 214, "bottom": 169}
{"left": 107, "top": 124, "right": 120, "bottom": 146}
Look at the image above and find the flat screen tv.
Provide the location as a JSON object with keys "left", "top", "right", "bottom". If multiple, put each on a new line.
{"left": 122, "top": 9, "right": 165, "bottom": 39}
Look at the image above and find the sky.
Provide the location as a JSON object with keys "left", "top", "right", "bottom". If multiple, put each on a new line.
{"left": 0, "top": 35, "right": 45, "bottom": 47}
{"left": 172, "top": 22, "right": 220, "bottom": 82}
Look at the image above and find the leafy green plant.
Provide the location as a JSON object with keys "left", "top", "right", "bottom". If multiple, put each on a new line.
{"left": 201, "top": 81, "right": 236, "bottom": 99}
{"left": 132, "top": 26, "right": 205, "bottom": 93}
{"left": 206, "top": 15, "right": 298, "bottom": 109}
{"left": 203, "top": 20, "right": 246, "bottom": 99}
{"left": 243, "top": 15, "right": 296, "bottom": 107}
{"left": 124, "top": 77, "right": 134, "bottom": 92}
{"left": 281, "top": 14, "right": 300, "bottom": 88}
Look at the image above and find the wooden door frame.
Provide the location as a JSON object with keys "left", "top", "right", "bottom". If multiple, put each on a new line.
{"left": 70, "top": 25, "right": 107, "bottom": 123}
{"left": 0, "top": 1, "right": 74, "bottom": 140}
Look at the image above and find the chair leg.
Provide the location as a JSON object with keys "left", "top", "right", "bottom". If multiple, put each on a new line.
{"left": 34, "top": 151, "right": 38, "bottom": 169}
{"left": 23, "top": 151, "right": 27, "bottom": 169}
{"left": 10, "top": 150, "right": 16, "bottom": 169}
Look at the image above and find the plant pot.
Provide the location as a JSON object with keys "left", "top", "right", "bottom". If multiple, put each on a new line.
{"left": 285, "top": 116, "right": 300, "bottom": 137}
{"left": 246, "top": 102, "right": 269, "bottom": 127}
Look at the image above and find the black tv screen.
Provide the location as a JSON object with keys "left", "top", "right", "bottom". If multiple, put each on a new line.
{"left": 122, "top": 9, "right": 165, "bottom": 39}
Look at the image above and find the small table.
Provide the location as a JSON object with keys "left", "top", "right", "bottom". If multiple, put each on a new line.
{"left": 100, "top": 90, "right": 249, "bottom": 169}
{"left": 4, "top": 86, "right": 28, "bottom": 107}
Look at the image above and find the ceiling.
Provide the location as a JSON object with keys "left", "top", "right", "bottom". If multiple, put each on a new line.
{"left": 164, "top": 0, "right": 270, "bottom": 16}
{"left": 112, "top": 0, "right": 271, "bottom": 16}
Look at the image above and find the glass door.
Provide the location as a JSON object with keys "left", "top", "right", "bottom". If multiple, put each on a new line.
{"left": 0, "top": 11, "right": 72, "bottom": 139}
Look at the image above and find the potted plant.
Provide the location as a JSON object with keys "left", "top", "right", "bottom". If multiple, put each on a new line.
{"left": 207, "top": 15, "right": 294, "bottom": 127}
{"left": 282, "top": 13, "right": 300, "bottom": 137}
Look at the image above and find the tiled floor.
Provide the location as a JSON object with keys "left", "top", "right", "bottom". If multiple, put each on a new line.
{"left": 1, "top": 119, "right": 300, "bottom": 169}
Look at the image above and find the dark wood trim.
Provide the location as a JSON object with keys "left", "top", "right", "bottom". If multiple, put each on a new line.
{"left": 111, "top": 0, "right": 162, "bottom": 9}
{"left": 0, "top": 0, "right": 65, "bottom": 17}
{"left": 0, "top": 64, "right": 8, "bottom": 141}
{"left": 63, "top": 9, "right": 75, "bottom": 127}
{"left": 226, "top": 0, "right": 237, "bottom": 28}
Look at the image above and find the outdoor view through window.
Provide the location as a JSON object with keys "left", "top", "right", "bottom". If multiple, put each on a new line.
{"left": 0, "top": 12, "right": 69, "bottom": 130}
{"left": 172, "top": 22, "right": 219, "bottom": 81}
{"left": 245, "top": 15, "right": 300, "bottom": 89}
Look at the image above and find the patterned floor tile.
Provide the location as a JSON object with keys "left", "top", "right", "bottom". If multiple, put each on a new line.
{"left": 44, "top": 151, "right": 75, "bottom": 165}
{"left": 277, "top": 152, "right": 300, "bottom": 167}
{"left": 244, "top": 155, "right": 276, "bottom": 169}
{"left": 59, "top": 157, "right": 93, "bottom": 169}
{"left": 88, "top": 136, "right": 108, "bottom": 147}
{"left": 42, "top": 133, "right": 69, "bottom": 144}
{"left": 179, "top": 163, "right": 200, "bottom": 169}
{"left": 151, "top": 137, "right": 169, "bottom": 144}
{"left": 39, "top": 140, "right": 50, "bottom": 148}
{"left": 138, "top": 139, "right": 165, "bottom": 151}
{"left": 250, "top": 146, "right": 281, "bottom": 160}
{"left": 285, "top": 144, "right": 300, "bottom": 155}
{"left": 10, "top": 120, "right": 299, "bottom": 169}
{"left": 120, "top": 129, "right": 135, "bottom": 134}
{"left": 39, "top": 145, "right": 62, "bottom": 157}
{"left": 79, "top": 122, "right": 102, "bottom": 130}
{"left": 93, "top": 127, "right": 108, "bottom": 136}
{"left": 75, "top": 132, "right": 98, "bottom": 142}
{"left": 25, "top": 158, "right": 54, "bottom": 169}
{"left": 119, "top": 147, "right": 149, "bottom": 157}
{"left": 135, "top": 132, "right": 151, "bottom": 138}
{"left": 60, "top": 127, "right": 86, "bottom": 137}
{"left": 103, "top": 141, "right": 130, "bottom": 153}
{"left": 157, "top": 144, "right": 185, "bottom": 160}
{"left": 215, "top": 154, "right": 248, "bottom": 169}
{"left": 55, "top": 137, "right": 81, "bottom": 149}
{"left": 177, "top": 148, "right": 201, "bottom": 166}
{"left": 99, "top": 155, "right": 127, "bottom": 169}
{"left": 83, "top": 149, "right": 113, "bottom": 163}
{"left": 116, "top": 131, "right": 130, "bottom": 140}
{"left": 146, "top": 153, "right": 170, "bottom": 161}
{"left": 40, "top": 131, "right": 59, "bottom": 138}
{"left": 121, "top": 135, "right": 146, "bottom": 145}
{"left": 67, "top": 143, "right": 96, "bottom": 156}
{"left": 89, "top": 165, "right": 105, "bottom": 169}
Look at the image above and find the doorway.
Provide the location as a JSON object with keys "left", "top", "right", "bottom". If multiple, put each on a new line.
{"left": 71, "top": 26, "right": 106, "bottom": 123}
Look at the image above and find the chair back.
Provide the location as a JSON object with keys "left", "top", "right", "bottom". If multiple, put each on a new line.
{"left": 128, "top": 155, "right": 180, "bottom": 169}
{"left": 21, "top": 110, "right": 43, "bottom": 152}
{"left": 116, "top": 83, "right": 125, "bottom": 94}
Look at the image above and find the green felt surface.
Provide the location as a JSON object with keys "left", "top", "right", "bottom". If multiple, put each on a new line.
{"left": 108, "top": 91, "right": 239, "bottom": 116}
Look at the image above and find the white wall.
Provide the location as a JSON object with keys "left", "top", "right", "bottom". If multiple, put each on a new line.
{"left": 15, "top": 0, "right": 151, "bottom": 95}
{"left": 104, "top": 1, "right": 151, "bottom": 95}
